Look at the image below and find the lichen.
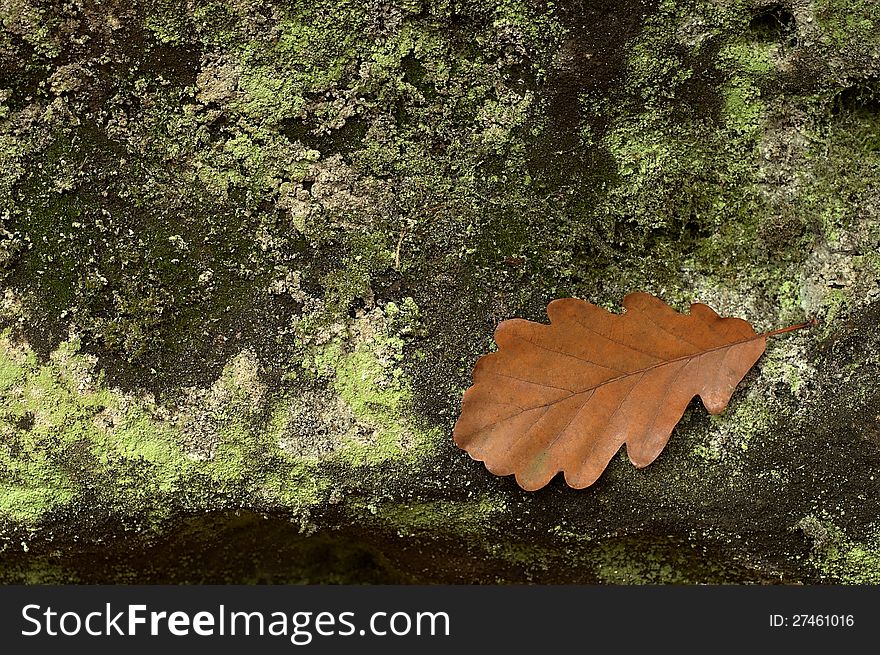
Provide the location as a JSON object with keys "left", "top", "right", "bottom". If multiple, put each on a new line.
{"left": 294, "top": 299, "right": 440, "bottom": 466}
{"left": 0, "top": 332, "right": 328, "bottom": 531}
{"left": 798, "top": 515, "right": 880, "bottom": 584}
{"left": 365, "top": 495, "right": 509, "bottom": 539}
{"left": 2, "top": 0, "right": 880, "bottom": 584}
{"left": 588, "top": 538, "right": 737, "bottom": 585}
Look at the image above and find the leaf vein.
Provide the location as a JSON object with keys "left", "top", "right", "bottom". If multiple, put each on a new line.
{"left": 567, "top": 314, "right": 665, "bottom": 362}
{"left": 508, "top": 331, "right": 627, "bottom": 373}
{"left": 461, "top": 334, "right": 763, "bottom": 439}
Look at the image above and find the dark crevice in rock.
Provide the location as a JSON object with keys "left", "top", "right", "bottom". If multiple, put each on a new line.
{"left": 528, "top": 0, "right": 659, "bottom": 189}
{"left": 832, "top": 78, "right": 880, "bottom": 116}
{"left": 748, "top": 4, "right": 796, "bottom": 44}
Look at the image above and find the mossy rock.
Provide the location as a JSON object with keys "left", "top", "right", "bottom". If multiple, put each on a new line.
{"left": 1, "top": 0, "right": 879, "bottom": 583}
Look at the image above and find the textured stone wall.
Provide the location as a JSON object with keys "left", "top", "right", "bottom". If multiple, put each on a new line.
{"left": 0, "top": 0, "right": 878, "bottom": 583}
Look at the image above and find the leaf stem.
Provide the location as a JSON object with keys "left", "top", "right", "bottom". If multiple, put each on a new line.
{"left": 762, "top": 317, "right": 818, "bottom": 339}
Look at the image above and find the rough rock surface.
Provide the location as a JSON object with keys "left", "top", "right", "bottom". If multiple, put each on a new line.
{"left": 0, "top": 0, "right": 878, "bottom": 583}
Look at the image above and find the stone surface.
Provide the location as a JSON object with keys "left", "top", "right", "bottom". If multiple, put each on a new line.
{"left": 0, "top": 0, "right": 878, "bottom": 583}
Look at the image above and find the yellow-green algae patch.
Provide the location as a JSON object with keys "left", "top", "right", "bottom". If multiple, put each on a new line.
{"left": 0, "top": 334, "right": 84, "bottom": 523}
{"left": 294, "top": 299, "right": 442, "bottom": 467}
{"left": 798, "top": 515, "right": 880, "bottom": 584}
{"left": 361, "top": 496, "right": 510, "bottom": 539}
{"left": 0, "top": 297, "right": 440, "bottom": 530}
{"left": 0, "top": 332, "right": 330, "bottom": 529}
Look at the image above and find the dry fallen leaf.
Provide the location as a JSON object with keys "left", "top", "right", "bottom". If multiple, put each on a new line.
{"left": 453, "top": 292, "right": 811, "bottom": 491}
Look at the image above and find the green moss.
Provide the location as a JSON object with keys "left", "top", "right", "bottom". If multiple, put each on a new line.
{"left": 690, "top": 441, "right": 721, "bottom": 463}
{"left": 815, "top": 0, "right": 880, "bottom": 50}
{"left": 0, "top": 334, "right": 330, "bottom": 529}
{"left": 588, "top": 537, "right": 740, "bottom": 584}
{"left": 368, "top": 496, "right": 508, "bottom": 538}
{"left": 625, "top": 3, "right": 694, "bottom": 107}
{"left": 335, "top": 349, "right": 406, "bottom": 417}
{"left": 2, "top": 0, "right": 880, "bottom": 585}
{"left": 259, "top": 464, "right": 326, "bottom": 511}
{"left": 718, "top": 41, "right": 777, "bottom": 77}
{"left": 0, "top": 134, "right": 30, "bottom": 199}
{"left": 299, "top": 300, "right": 440, "bottom": 466}
{"left": 0, "top": 350, "right": 25, "bottom": 392}
{"left": 689, "top": 392, "right": 772, "bottom": 463}
{"left": 761, "top": 348, "right": 804, "bottom": 396}
{"left": 234, "top": 7, "right": 369, "bottom": 125}
{"left": 799, "top": 515, "right": 880, "bottom": 584}
{"left": 322, "top": 235, "right": 397, "bottom": 315}
{"left": 0, "top": 484, "right": 76, "bottom": 525}
{"left": 720, "top": 78, "right": 766, "bottom": 136}
{"left": 0, "top": 0, "right": 61, "bottom": 58}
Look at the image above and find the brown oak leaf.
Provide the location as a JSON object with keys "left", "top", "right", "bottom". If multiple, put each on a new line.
{"left": 453, "top": 292, "right": 810, "bottom": 491}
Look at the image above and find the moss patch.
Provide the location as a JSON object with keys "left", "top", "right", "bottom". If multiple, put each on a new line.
{"left": 798, "top": 515, "right": 880, "bottom": 584}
